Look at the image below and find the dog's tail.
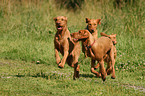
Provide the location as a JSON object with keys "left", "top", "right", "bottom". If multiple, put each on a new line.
{"left": 100, "top": 32, "right": 109, "bottom": 37}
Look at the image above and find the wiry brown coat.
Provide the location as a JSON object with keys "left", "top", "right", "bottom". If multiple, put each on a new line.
{"left": 71, "top": 30, "right": 116, "bottom": 81}
{"left": 82, "top": 18, "right": 101, "bottom": 57}
{"left": 53, "top": 16, "right": 81, "bottom": 78}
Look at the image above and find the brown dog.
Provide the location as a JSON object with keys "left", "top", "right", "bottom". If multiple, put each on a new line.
{"left": 71, "top": 30, "right": 116, "bottom": 81}
{"left": 94, "top": 32, "right": 117, "bottom": 69}
{"left": 82, "top": 18, "right": 101, "bottom": 57}
{"left": 53, "top": 16, "right": 81, "bottom": 77}
{"left": 100, "top": 32, "right": 117, "bottom": 59}
{"left": 86, "top": 18, "right": 101, "bottom": 38}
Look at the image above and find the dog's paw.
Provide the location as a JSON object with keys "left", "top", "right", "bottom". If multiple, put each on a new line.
{"left": 56, "top": 60, "right": 61, "bottom": 65}
{"left": 73, "top": 76, "right": 76, "bottom": 80}
{"left": 106, "top": 68, "right": 113, "bottom": 75}
{"left": 73, "top": 75, "right": 79, "bottom": 80}
{"left": 101, "top": 73, "right": 106, "bottom": 81}
{"left": 58, "top": 63, "right": 64, "bottom": 68}
{"left": 102, "top": 77, "right": 106, "bottom": 82}
{"left": 96, "top": 73, "right": 101, "bottom": 78}
{"left": 111, "top": 76, "right": 116, "bottom": 79}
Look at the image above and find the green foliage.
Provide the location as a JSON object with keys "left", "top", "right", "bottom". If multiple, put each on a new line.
{"left": 0, "top": 0, "right": 145, "bottom": 95}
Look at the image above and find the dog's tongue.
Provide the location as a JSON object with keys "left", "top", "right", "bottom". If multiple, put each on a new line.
{"left": 57, "top": 27, "right": 62, "bottom": 30}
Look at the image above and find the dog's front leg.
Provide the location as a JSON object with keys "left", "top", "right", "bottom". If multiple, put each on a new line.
{"left": 94, "top": 63, "right": 100, "bottom": 69}
{"left": 73, "top": 62, "right": 80, "bottom": 80}
{"left": 55, "top": 48, "right": 61, "bottom": 65}
{"left": 82, "top": 41, "right": 88, "bottom": 58}
{"left": 58, "top": 42, "right": 69, "bottom": 68}
{"left": 72, "top": 55, "right": 80, "bottom": 79}
{"left": 90, "top": 59, "right": 101, "bottom": 78}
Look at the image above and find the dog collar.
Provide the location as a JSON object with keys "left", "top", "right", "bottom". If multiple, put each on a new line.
{"left": 86, "top": 40, "right": 96, "bottom": 49}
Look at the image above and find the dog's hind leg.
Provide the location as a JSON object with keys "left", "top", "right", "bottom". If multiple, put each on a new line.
{"left": 55, "top": 49, "right": 61, "bottom": 64}
{"left": 91, "top": 59, "right": 101, "bottom": 78}
{"left": 106, "top": 47, "right": 116, "bottom": 79}
{"left": 99, "top": 59, "right": 106, "bottom": 81}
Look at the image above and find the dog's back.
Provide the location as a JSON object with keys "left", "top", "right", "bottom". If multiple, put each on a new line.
{"left": 95, "top": 37, "right": 113, "bottom": 53}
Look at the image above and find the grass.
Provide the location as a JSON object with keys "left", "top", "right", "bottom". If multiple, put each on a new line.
{"left": 0, "top": 59, "right": 144, "bottom": 96}
{"left": 0, "top": 0, "right": 145, "bottom": 95}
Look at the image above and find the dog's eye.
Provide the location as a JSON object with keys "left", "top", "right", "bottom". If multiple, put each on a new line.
{"left": 94, "top": 24, "right": 96, "bottom": 26}
{"left": 61, "top": 19, "right": 64, "bottom": 21}
{"left": 89, "top": 24, "right": 91, "bottom": 26}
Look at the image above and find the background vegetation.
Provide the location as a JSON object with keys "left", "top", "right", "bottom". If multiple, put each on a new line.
{"left": 0, "top": 0, "right": 145, "bottom": 95}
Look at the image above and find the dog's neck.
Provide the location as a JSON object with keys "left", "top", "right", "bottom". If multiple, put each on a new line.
{"left": 57, "top": 26, "right": 69, "bottom": 39}
{"left": 88, "top": 33, "right": 95, "bottom": 45}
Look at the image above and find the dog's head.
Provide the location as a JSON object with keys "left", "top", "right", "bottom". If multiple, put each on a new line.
{"left": 109, "top": 34, "right": 117, "bottom": 45}
{"left": 53, "top": 16, "right": 67, "bottom": 31}
{"left": 86, "top": 18, "right": 101, "bottom": 33}
{"left": 100, "top": 32, "right": 117, "bottom": 45}
{"left": 71, "top": 30, "right": 90, "bottom": 42}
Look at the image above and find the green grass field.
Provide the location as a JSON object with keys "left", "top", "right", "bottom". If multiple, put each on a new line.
{"left": 0, "top": 0, "right": 145, "bottom": 95}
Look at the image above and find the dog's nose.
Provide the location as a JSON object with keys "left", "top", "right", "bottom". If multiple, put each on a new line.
{"left": 91, "top": 29, "right": 94, "bottom": 32}
{"left": 113, "top": 41, "right": 117, "bottom": 45}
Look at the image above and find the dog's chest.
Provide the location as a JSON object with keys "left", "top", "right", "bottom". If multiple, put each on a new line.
{"left": 55, "top": 36, "right": 67, "bottom": 52}
{"left": 55, "top": 37, "right": 64, "bottom": 44}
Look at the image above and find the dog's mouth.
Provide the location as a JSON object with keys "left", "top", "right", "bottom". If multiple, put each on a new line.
{"left": 113, "top": 41, "right": 117, "bottom": 45}
{"left": 87, "top": 28, "right": 96, "bottom": 33}
{"left": 57, "top": 26, "right": 63, "bottom": 30}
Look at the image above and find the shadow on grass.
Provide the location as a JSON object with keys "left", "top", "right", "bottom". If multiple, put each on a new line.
{"left": 14, "top": 72, "right": 50, "bottom": 80}
{"left": 14, "top": 72, "right": 98, "bottom": 80}
{"left": 15, "top": 74, "right": 25, "bottom": 77}
{"left": 14, "top": 71, "right": 68, "bottom": 80}
{"left": 80, "top": 74, "right": 98, "bottom": 78}
{"left": 13, "top": 71, "right": 97, "bottom": 80}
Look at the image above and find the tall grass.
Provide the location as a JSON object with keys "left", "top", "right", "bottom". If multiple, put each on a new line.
{"left": 0, "top": 0, "right": 145, "bottom": 70}
{"left": 0, "top": 0, "right": 145, "bottom": 95}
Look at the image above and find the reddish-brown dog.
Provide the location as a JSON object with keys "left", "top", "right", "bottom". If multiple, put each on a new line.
{"left": 82, "top": 18, "right": 101, "bottom": 57}
{"left": 94, "top": 32, "right": 117, "bottom": 71}
{"left": 71, "top": 30, "right": 116, "bottom": 81}
{"left": 53, "top": 16, "right": 81, "bottom": 79}
{"left": 86, "top": 18, "right": 101, "bottom": 38}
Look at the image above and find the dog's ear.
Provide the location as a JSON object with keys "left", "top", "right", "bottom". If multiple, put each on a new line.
{"left": 96, "top": 19, "right": 101, "bottom": 24}
{"left": 63, "top": 16, "right": 67, "bottom": 23}
{"left": 86, "top": 18, "right": 90, "bottom": 23}
{"left": 63, "top": 16, "right": 67, "bottom": 21}
{"left": 111, "top": 33, "right": 117, "bottom": 36}
{"left": 83, "top": 30, "right": 89, "bottom": 36}
{"left": 53, "top": 17, "right": 57, "bottom": 21}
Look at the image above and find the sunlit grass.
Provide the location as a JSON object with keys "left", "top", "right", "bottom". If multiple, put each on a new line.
{"left": 0, "top": 0, "right": 145, "bottom": 95}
